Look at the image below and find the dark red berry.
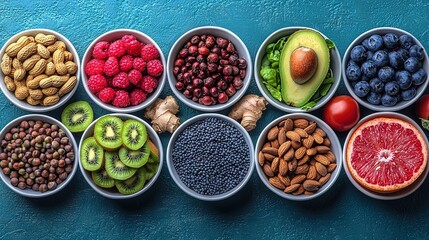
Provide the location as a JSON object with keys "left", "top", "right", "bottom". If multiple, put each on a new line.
{"left": 175, "top": 82, "right": 185, "bottom": 91}
{"left": 218, "top": 93, "right": 228, "bottom": 103}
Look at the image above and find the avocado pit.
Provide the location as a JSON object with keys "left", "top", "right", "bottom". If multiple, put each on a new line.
{"left": 290, "top": 47, "right": 318, "bottom": 84}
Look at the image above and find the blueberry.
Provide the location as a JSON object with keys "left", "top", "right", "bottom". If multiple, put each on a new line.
{"left": 398, "top": 48, "right": 410, "bottom": 61}
{"left": 389, "top": 51, "right": 404, "bottom": 69}
{"left": 354, "top": 81, "right": 370, "bottom": 97}
{"left": 404, "top": 57, "right": 421, "bottom": 73}
{"left": 369, "top": 78, "right": 384, "bottom": 93}
{"left": 383, "top": 33, "right": 399, "bottom": 49}
{"left": 385, "top": 81, "right": 400, "bottom": 96}
{"left": 395, "top": 70, "right": 412, "bottom": 89}
{"left": 412, "top": 68, "right": 427, "bottom": 86}
{"left": 350, "top": 45, "right": 367, "bottom": 63}
{"left": 399, "top": 34, "right": 414, "bottom": 50}
{"left": 367, "top": 92, "right": 381, "bottom": 105}
{"left": 372, "top": 50, "right": 389, "bottom": 67}
{"left": 347, "top": 60, "right": 358, "bottom": 68}
{"left": 367, "top": 34, "right": 384, "bottom": 51}
{"left": 346, "top": 64, "right": 361, "bottom": 81}
{"left": 361, "top": 60, "right": 378, "bottom": 78}
{"left": 362, "top": 38, "right": 370, "bottom": 50}
{"left": 401, "top": 87, "right": 417, "bottom": 101}
{"left": 409, "top": 45, "right": 424, "bottom": 61}
{"left": 381, "top": 94, "right": 398, "bottom": 106}
{"left": 378, "top": 66, "right": 395, "bottom": 83}
{"left": 366, "top": 51, "right": 374, "bottom": 60}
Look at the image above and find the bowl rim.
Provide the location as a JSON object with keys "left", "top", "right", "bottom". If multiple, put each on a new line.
{"left": 166, "top": 113, "right": 255, "bottom": 201}
{"left": 81, "top": 28, "right": 166, "bottom": 113}
{"left": 342, "top": 26, "right": 429, "bottom": 111}
{"left": 342, "top": 111, "right": 429, "bottom": 200}
{"left": 0, "top": 28, "right": 81, "bottom": 113}
{"left": 254, "top": 113, "right": 342, "bottom": 201}
{"left": 0, "top": 114, "right": 78, "bottom": 198}
{"left": 254, "top": 26, "right": 342, "bottom": 113}
{"left": 78, "top": 113, "right": 163, "bottom": 199}
{"left": 167, "top": 25, "right": 252, "bottom": 112}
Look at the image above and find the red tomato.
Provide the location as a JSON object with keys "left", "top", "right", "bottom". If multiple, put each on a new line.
{"left": 323, "top": 95, "right": 360, "bottom": 132}
{"left": 416, "top": 94, "right": 429, "bottom": 119}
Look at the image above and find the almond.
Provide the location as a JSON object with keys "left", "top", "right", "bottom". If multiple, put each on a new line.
{"left": 269, "top": 177, "right": 285, "bottom": 190}
{"left": 278, "top": 174, "right": 290, "bottom": 186}
{"left": 290, "top": 174, "right": 306, "bottom": 185}
{"left": 302, "top": 135, "right": 314, "bottom": 149}
{"left": 314, "top": 127, "right": 326, "bottom": 137}
{"left": 286, "top": 131, "right": 300, "bottom": 142}
{"left": 278, "top": 128, "right": 286, "bottom": 145}
{"left": 258, "top": 151, "right": 265, "bottom": 166}
{"left": 279, "top": 159, "right": 288, "bottom": 176}
{"left": 288, "top": 159, "right": 297, "bottom": 172}
{"left": 294, "top": 128, "right": 308, "bottom": 138}
{"left": 293, "top": 118, "right": 309, "bottom": 128}
{"left": 297, "top": 155, "right": 310, "bottom": 166}
{"left": 307, "top": 165, "right": 317, "bottom": 180}
{"left": 327, "top": 163, "right": 337, "bottom": 173}
{"left": 314, "top": 154, "right": 331, "bottom": 166}
{"left": 264, "top": 153, "right": 275, "bottom": 162}
{"left": 271, "top": 157, "right": 280, "bottom": 173}
{"left": 294, "top": 164, "right": 309, "bottom": 175}
{"left": 315, "top": 162, "right": 328, "bottom": 176}
{"left": 322, "top": 138, "right": 331, "bottom": 147}
{"left": 304, "top": 122, "right": 316, "bottom": 134}
{"left": 324, "top": 151, "right": 336, "bottom": 163}
{"left": 267, "top": 126, "right": 279, "bottom": 141}
{"left": 271, "top": 139, "right": 280, "bottom": 149}
{"left": 263, "top": 142, "right": 271, "bottom": 149}
{"left": 263, "top": 164, "right": 274, "bottom": 177}
{"left": 262, "top": 147, "right": 278, "bottom": 156}
{"left": 312, "top": 132, "right": 324, "bottom": 144}
{"left": 292, "top": 185, "right": 305, "bottom": 195}
{"left": 319, "top": 173, "right": 331, "bottom": 185}
{"left": 283, "top": 148, "right": 294, "bottom": 162}
{"left": 278, "top": 119, "right": 286, "bottom": 127}
{"left": 284, "top": 183, "right": 300, "bottom": 193}
{"left": 306, "top": 147, "right": 317, "bottom": 156}
{"left": 294, "top": 146, "right": 306, "bottom": 160}
{"left": 284, "top": 118, "right": 294, "bottom": 131}
{"left": 304, "top": 191, "right": 315, "bottom": 196}
{"left": 291, "top": 140, "right": 302, "bottom": 149}
{"left": 316, "top": 145, "right": 330, "bottom": 154}
{"left": 303, "top": 179, "right": 320, "bottom": 192}
{"left": 278, "top": 141, "right": 291, "bottom": 157}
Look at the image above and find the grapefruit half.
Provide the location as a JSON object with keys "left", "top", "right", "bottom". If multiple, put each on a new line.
{"left": 346, "top": 117, "right": 428, "bottom": 193}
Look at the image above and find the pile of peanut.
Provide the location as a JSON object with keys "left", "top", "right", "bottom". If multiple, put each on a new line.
{"left": 1, "top": 33, "right": 78, "bottom": 106}
{"left": 259, "top": 118, "right": 337, "bottom": 196}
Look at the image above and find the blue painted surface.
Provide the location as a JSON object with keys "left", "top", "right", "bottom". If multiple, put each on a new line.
{"left": 1, "top": 1, "right": 429, "bottom": 239}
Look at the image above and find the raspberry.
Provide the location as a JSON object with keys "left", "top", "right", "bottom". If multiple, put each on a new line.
{"left": 128, "top": 69, "right": 143, "bottom": 86}
{"left": 98, "top": 87, "right": 115, "bottom": 103}
{"left": 133, "top": 58, "right": 146, "bottom": 72}
{"left": 122, "top": 35, "right": 141, "bottom": 57}
{"left": 87, "top": 74, "right": 108, "bottom": 94}
{"left": 140, "top": 75, "right": 158, "bottom": 93}
{"left": 141, "top": 44, "right": 159, "bottom": 61}
{"left": 119, "top": 55, "right": 134, "bottom": 72}
{"left": 85, "top": 59, "right": 105, "bottom": 76}
{"left": 147, "top": 59, "right": 163, "bottom": 77}
{"left": 129, "top": 89, "right": 147, "bottom": 106}
{"left": 112, "top": 72, "right": 130, "bottom": 89}
{"left": 92, "top": 41, "right": 109, "bottom": 60}
{"left": 112, "top": 90, "right": 130, "bottom": 107}
{"left": 104, "top": 57, "right": 120, "bottom": 76}
{"left": 108, "top": 40, "right": 126, "bottom": 58}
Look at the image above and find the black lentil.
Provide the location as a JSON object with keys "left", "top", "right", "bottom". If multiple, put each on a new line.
{"left": 172, "top": 117, "right": 250, "bottom": 195}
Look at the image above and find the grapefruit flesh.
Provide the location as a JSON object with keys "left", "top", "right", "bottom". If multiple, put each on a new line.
{"left": 346, "top": 117, "right": 428, "bottom": 193}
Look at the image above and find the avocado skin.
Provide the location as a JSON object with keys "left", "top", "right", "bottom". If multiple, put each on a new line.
{"left": 279, "top": 30, "right": 330, "bottom": 107}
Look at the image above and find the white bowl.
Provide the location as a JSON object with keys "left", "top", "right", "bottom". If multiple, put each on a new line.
{"left": 0, "top": 114, "right": 78, "bottom": 198}
{"left": 167, "top": 26, "right": 252, "bottom": 112}
{"left": 342, "top": 27, "right": 429, "bottom": 111}
{"left": 166, "top": 113, "right": 254, "bottom": 201}
{"left": 78, "top": 113, "right": 163, "bottom": 199}
{"left": 343, "top": 112, "right": 429, "bottom": 200}
{"left": 0, "top": 29, "right": 80, "bottom": 112}
{"left": 255, "top": 113, "right": 342, "bottom": 201}
{"left": 254, "top": 27, "right": 341, "bottom": 112}
{"left": 81, "top": 29, "right": 166, "bottom": 113}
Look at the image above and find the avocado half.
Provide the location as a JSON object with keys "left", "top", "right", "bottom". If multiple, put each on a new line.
{"left": 279, "top": 29, "right": 330, "bottom": 107}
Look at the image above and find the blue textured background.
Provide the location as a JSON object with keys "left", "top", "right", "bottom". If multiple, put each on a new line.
{"left": 1, "top": 1, "right": 429, "bottom": 239}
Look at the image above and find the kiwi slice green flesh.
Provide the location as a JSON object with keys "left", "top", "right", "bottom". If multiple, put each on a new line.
{"left": 105, "top": 151, "right": 137, "bottom": 180}
{"left": 118, "top": 143, "right": 150, "bottom": 168}
{"left": 115, "top": 168, "right": 146, "bottom": 195}
{"left": 80, "top": 137, "right": 103, "bottom": 171}
{"left": 143, "top": 162, "right": 159, "bottom": 181}
{"left": 121, "top": 119, "right": 147, "bottom": 151}
{"left": 148, "top": 151, "right": 159, "bottom": 164}
{"left": 61, "top": 101, "right": 94, "bottom": 133}
{"left": 94, "top": 116, "right": 123, "bottom": 150}
{"left": 92, "top": 168, "right": 115, "bottom": 188}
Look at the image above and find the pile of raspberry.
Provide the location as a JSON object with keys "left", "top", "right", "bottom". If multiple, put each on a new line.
{"left": 85, "top": 34, "right": 163, "bottom": 108}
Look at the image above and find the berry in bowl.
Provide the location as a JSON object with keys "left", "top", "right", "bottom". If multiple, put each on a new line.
{"left": 82, "top": 29, "right": 166, "bottom": 113}
{"left": 343, "top": 27, "right": 428, "bottom": 111}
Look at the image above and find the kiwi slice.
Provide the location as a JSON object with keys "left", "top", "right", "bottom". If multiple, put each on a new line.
{"left": 118, "top": 143, "right": 150, "bottom": 168}
{"left": 92, "top": 168, "right": 115, "bottom": 188}
{"left": 61, "top": 101, "right": 94, "bottom": 133}
{"left": 80, "top": 137, "right": 104, "bottom": 171}
{"left": 115, "top": 168, "right": 146, "bottom": 195}
{"left": 143, "top": 162, "right": 159, "bottom": 180}
{"left": 121, "top": 119, "right": 147, "bottom": 150}
{"left": 94, "top": 116, "right": 123, "bottom": 150}
{"left": 105, "top": 151, "right": 137, "bottom": 180}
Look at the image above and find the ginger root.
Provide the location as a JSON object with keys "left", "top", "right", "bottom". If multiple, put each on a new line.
{"left": 144, "top": 96, "right": 180, "bottom": 134}
{"left": 228, "top": 94, "right": 268, "bottom": 131}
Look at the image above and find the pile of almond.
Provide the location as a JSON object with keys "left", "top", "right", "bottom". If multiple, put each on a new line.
{"left": 1, "top": 33, "right": 78, "bottom": 106}
{"left": 258, "top": 118, "right": 337, "bottom": 196}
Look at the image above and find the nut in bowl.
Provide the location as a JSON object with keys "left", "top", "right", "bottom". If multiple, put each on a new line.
{"left": 0, "top": 114, "right": 78, "bottom": 198}
{"left": 255, "top": 27, "right": 341, "bottom": 112}
{"left": 167, "top": 26, "right": 252, "bottom": 112}
{"left": 343, "top": 27, "right": 429, "bottom": 111}
{"left": 78, "top": 113, "right": 163, "bottom": 199}
{"left": 81, "top": 29, "right": 166, "bottom": 113}
{"left": 255, "top": 113, "right": 342, "bottom": 200}
{"left": 0, "top": 29, "right": 80, "bottom": 112}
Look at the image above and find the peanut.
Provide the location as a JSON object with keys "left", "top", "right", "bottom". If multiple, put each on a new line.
{"left": 42, "top": 87, "right": 59, "bottom": 96}
{"left": 39, "top": 75, "right": 69, "bottom": 88}
{"left": 45, "top": 62, "right": 55, "bottom": 76}
{"left": 13, "top": 68, "right": 26, "bottom": 81}
{"left": 23, "top": 54, "right": 41, "bottom": 71}
{"left": 53, "top": 50, "right": 67, "bottom": 75}
{"left": 14, "top": 86, "right": 29, "bottom": 100}
{"left": 1, "top": 54, "right": 12, "bottom": 75}
{"left": 28, "top": 59, "right": 47, "bottom": 76}
{"left": 47, "top": 41, "right": 66, "bottom": 53}
{"left": 37, "top": 44, "right": 51, "bottom": 59}
{"left": 27, "top": 74, "right": 47, "bottom": 89}
{"left": 5, "top": 36, "right": 33, "bottom": 57}
{"left": 63, "top": 51, "right": 73, "bottom": 61}
{"left": 29, "top": 89, "right": 44, "bottom": 100}
{"left": 17, "top": 42, "right": 37, "bottom": 61}
{"left": 42, "top": 94, "right": 60, "bottom": 106}
{"left": 26, "top": 96, "right": 41, "bottom": 105}
{"left": 58, "top": 76, "right": 77, "bottom": 97}
{"left": 64, "top": 61, "right": 78, "bottom": 74}
{"left": 35, "top": 33, "right": 57, "bottom": 46}
{"left": 4, "top": 76, "right": 15, "bottom": 91}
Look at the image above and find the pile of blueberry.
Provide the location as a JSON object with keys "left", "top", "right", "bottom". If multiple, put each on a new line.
{"left": 346, "top": 32, "right": 426, "bottom": 107}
